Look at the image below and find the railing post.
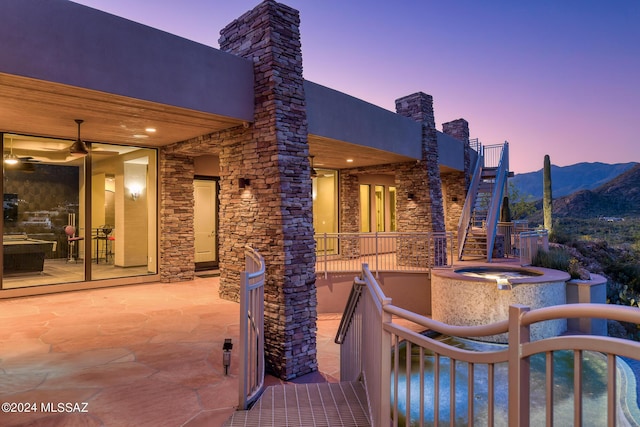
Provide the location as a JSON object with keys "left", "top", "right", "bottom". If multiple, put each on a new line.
{"left": 239, "top": 270, "right": 249, "bottom": 410}
{"left": 379, "top": 293, "right": 392, "bottom": 426}
{"left": 375, "top": 232, "right": 379, "bottom": 278}
{"left": 508, "top": 304, "right": 531, "bottom": 427}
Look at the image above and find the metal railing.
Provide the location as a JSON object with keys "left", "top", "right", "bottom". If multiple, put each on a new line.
{"left": 338, "top": 264, "right": 640, "bottom": 426}
{"left": 482, "top": 143, "right": 507, "bottom": 169}
{"left": 315, "top": 232, "right": 453, "bottom": 278}
{"left": 238, "top": 246, "right": 266, "bottom": 410}
{"left": 519, "top": 229, "right": 550, "bottom": 266}
{"left": 485, "top": 142, "right": 509, "bottom": 262}
{"left": 458, "top": 154, "right": 483, "bottom": 260}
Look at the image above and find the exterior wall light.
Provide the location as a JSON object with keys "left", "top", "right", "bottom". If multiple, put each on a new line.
{"left": 223, "top": 338, "right": 233, "bottom": 375}
{"left": 238, "top": 178, "right": 250, "bottom": 189}
{"left": 407, "top": 193, "right": 415, "bottom": 201}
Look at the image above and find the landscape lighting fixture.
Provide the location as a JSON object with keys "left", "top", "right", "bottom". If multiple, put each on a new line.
{"left": 69, "top": 119, "right": 89, "bottom": 156}
{"left": 222, "top": 338, "right": 233, "bottom": 375}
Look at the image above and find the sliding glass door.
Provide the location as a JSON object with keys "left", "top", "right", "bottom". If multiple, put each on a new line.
{"left": 1, "top": 133, "right": 157, "bottom": 290}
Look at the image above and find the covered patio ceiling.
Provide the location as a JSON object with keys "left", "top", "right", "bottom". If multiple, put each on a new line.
{"left": 0, "top": 73, "right": 244, "bottom": 148}
{"left": 0, "top": 73, "right": 417, "bottom": 171}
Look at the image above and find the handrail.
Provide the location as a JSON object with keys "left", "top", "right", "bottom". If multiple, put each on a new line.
{"left": 485, "top": 142, "right": 508, "bottom": 262}
{"left": 458, "top": 153, "right": 483, "bottom": 259}
{"left": 335, "top": 277, "right": 365, "bottom": 344}
{"left": 338, "top": 264, "right": 640, "bottom": 426}
{"left": 314, "top": 231, "right": 454, "bottom": 278}
{"left": 238, "top": 246, "right": 266, "bottom": 410}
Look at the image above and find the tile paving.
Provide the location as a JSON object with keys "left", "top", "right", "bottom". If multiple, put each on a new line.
{"left": 0, "top": 276, "right": 341, "bottom": 427}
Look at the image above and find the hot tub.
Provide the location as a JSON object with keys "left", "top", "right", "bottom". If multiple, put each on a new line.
{"left": 431, "top": 265, "right": 570, "bottom": 343}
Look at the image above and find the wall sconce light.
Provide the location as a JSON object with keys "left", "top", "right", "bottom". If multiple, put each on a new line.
{"left": 407, "top": 193, "right": 415, "bottom": 201}
{"left": 222, "top": 338, "right": 233, "bottom": 375}
{"left": 309, "top": 155, "right": 318, "bottom": 178}
{"left": 238, "top": 178, "right": 250, "bottom": 189}
{"left": 129, "top": 183, "right": 143, "bottom": 201}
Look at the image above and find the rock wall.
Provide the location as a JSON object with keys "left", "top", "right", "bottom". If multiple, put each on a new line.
{"left": 218, "top": 0, "right": 317, "bottom": 380}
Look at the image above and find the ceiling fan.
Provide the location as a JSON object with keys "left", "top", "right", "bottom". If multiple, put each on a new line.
{"left": 69, "top": 119, "right": 89, "bottom": 156}
{"left": 3, "top": 137, "right": 40, "bottom": 171}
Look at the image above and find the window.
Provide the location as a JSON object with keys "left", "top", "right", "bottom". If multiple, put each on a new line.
{"left": 1, "top": 133, "right": 157, "bottom": 290}
{"left": 313, "top": 169, "right": 338, "bottom": 253}
{"left": 389, "top": 186, "right": 397, "bottom": 231}
{"left": 375, "top": 185, "right": 385, "bottom": 232}
{"left": 359, "top": 185, "right": 371, "bottom": 232}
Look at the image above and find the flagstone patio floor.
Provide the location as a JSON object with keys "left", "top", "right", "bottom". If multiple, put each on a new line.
{"left": 0, "top": 276, "right": 341, "bottom": 427}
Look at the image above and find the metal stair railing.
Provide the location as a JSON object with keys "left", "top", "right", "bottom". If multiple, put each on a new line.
{"left": 458, "top": 153, "right": 483, "bottom": 260}
{"left": 485, "top": 142, "right": 509, "bottom": 262}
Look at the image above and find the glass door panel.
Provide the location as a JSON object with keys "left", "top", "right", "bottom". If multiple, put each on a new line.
{"left": 2, "top": 133, "right": 85, "bottom": 289}
{"left": 90, "top": 144, "right": 157, "bottom": 280}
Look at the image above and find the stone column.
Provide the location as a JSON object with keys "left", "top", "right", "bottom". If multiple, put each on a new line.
{"left": 443, "top": 118, "right": 471, "bottom": 188}
{"left": 338, "top": 172, "right": 360, "bottom": 257}
{"left": 442, "top": 119, "right": 471, "bottom": 246}
{"left": 395, "top": 92, "right": 445, "bottom": 265}
{"left": 159, "top": 151, "right": 195, "bottom": 282}
{"left": 218, "top": 0, "right": 317, "bottom": 380}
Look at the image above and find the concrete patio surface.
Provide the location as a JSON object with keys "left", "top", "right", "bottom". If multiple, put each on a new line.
{"left": 0, "top": 276, "right": 341, "bottom": 427}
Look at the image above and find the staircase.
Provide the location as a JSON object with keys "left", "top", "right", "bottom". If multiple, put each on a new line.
{"left": 459, "top": 168, "right": 496, "bottom": 259}
{"left": 458, "top": 143, "right": 509, "bottom": 261}
{"left": 224, "top": 381, "right": 371, "bottom": 427}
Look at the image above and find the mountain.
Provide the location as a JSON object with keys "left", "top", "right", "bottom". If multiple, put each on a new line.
{"left": 511, "top": 162, "right": 638, "bottom": 199}
{"left": 552, "top": 164, "right": 640, "bottom": 218}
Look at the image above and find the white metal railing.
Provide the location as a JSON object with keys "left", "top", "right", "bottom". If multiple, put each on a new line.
{"left": 238, "top": 246, "right": 266, "bottom": 410}
{"left": 485, "top": 142, "right": 509, "bottom": 262}
{"left": 315, "top": 232, "right": 453, "bottom": 278}
{"left": 338, "top": 264, "right": 640, "bottom": 426}
{"left": 458, "top": 154, "right": 483, "bottom": 260}
{"left": 469, "top": 137, "right": 483, "bottom": 155}
{"left": 482, "top": 143, "right": 506, "bottom": 169}
{"left": 519, "top": 229, "right": 550, "bottom": 266}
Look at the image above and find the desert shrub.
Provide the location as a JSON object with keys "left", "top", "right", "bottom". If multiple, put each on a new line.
{"left": 606, "top": 262, "right": 640, "bottom": 294}
{"left": 532, "top": 247, "right": 568, "bottom": 273}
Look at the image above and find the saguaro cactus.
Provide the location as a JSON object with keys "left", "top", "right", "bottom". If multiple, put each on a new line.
{"left": 543, "top": 154, "right": 553, "bottom": 233}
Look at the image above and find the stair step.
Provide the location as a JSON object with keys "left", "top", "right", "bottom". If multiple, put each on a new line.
{"left": 224, "top": 381, "right": 371, "bottom": 427}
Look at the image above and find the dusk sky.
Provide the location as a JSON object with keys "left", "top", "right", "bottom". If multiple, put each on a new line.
{"left": 71, "top": 0, "right": 639, "bottom": 173}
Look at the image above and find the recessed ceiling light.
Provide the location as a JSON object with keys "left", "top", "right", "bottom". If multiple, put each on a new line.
{"left": 346, "top": 159, "right": 354, "bottom": 163}
{"left": 133, "top": 134, "right": 149, "bottom": 139}
{"left": 145, "top": 127, "right": 156, "bottom": 133}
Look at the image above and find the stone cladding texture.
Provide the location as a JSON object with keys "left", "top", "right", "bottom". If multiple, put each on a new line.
{"left": 443, "top": 118, "right": 471, "bottom": 188}
{"left": 441, "top": 172, "right": 466, "bottom": 252}
{"left": 394, "top": 93, "right": 445, "bottom": 234}
{"left": 218, "top": 0, "right": 317, "bottom": 380}
{"left": 159, "top": 151, "right": 196, "bottom": 282}
{"left": 441, "top": 119, "right": 471, "bottom": 249}
{"left": 394, "top": 92, "right": 446, "bottom": 265}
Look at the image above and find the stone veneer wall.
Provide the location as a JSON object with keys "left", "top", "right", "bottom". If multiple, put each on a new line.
{"left": 159, "top": 151, "right": 196, "bottom": 282}
{"left": 394, "top": 93, "right": 445, "bottom": 234}
{"left": 441, "top": 119, "right": 471, "bottom": 252}
{"left": 441, "top": 171, "right": 466, "bottom": 252}
{"left": 338, "top": 172, "right": 361, "bottom": 256}
{"left": 218, "top": 0, "right": 317, "bottom": 380}
{"left": 395, "top": 92, "right": 445, "bottom": 265}
{"left": 443, "top": 118, "right": 471, "bottom": 188}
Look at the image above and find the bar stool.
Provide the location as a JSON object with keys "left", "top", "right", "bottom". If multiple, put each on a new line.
{"left": 65, "top": 225, "right": 84, "bottom": 263}
{"left": 95, "top": 225, "right": 113, "bottom": 263}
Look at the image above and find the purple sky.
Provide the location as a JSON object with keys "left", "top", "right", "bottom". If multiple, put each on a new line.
{"left": 71, "top": 0, "right": 639, "bottom": 173}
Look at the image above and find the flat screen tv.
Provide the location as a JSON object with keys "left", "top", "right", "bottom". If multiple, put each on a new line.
{"left": 3, "top": 193, "right": 18, "bottom": 223}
